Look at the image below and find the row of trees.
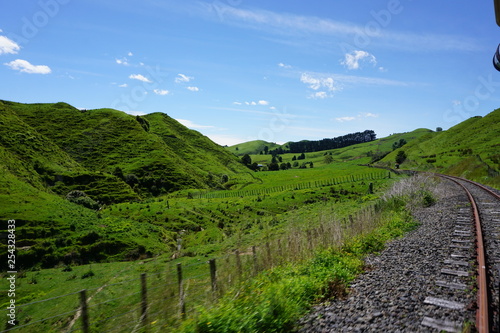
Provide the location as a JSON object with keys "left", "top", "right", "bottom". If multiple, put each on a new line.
{"left": 265, "top": 130, "right": 376, "bottom": 155}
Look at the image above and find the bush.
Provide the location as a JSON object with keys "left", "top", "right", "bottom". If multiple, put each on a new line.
{"left": 66, "top": 190, "right": 99, "bottom": 210}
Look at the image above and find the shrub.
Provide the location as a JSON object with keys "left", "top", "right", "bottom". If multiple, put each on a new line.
{"left": 66, "top": 190, "right": 99, "bottom": 210}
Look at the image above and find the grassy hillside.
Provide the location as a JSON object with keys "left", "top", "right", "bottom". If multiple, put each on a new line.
{"left": 3, "top": 101, "right": 252, "bottom": 198}
{"left": 0, "top": 100, "right": 254, "bottom": 269}
{"left": 227, "top": 140, "right": 282, "bottom": 156}
{"left": 377, "top": 108, "right": 500, "bottom": 187}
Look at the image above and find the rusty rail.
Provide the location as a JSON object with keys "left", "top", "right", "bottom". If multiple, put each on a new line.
{"left": 438, "top": 174, "right": 491, "bottom": 333}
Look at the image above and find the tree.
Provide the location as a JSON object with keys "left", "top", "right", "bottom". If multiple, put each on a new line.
{"left": 268, "top": 163, "right": 280, "bottom": 171}
{"left": 263, "top": 146, "right": 269, "bottom": 154}
{"left": 324, "top": 155, "right": 333, "bottom": 164}
{"left": 113, "top": 166, "right": 124, "bottom": 180}
{"left": 241, "top": 154, "right": 252, "bottom": 165}
{"left": 436, "top": 127, "right": 443, "bottom": 132}
{"left": 395, "top": 150, "right": 407, "bottom": 165}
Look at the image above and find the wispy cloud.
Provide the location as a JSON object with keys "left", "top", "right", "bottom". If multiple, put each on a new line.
{"left": 234, "top": 100, "right": 271, "bottom": 106}
{"left": 153, "top": 89, "right": 170, "bottom": 95}
{"left": 341, "top": 50, "right": 377, "bottom": 70}
{"left": 300, "top": 72, "right": 341, "bottom": 99}
{"left": 196, "top": 2, "right": 479, "bottom": 52}
{"left": 4, "top": 59, "right": 51, "bottom": 74}
{"left": 0, "top": 35, "right": 20, "bottom": 55}
{"left": 187, "top": 86, "right": 199, "bottom": 92}
{"left": 129, "top": 74, "right": 152, "bottom": 83}
{"left": 335, "top": 116, "right": 356, "bottom": 122}
{"left": 175, "top": 73, "right": 193, "bottom": 83}
{"left": 335, "top": 112, "right": 379, "bottom": 122}
{"left": 278, "top": 62, "right": 292, "bottom": 69}
{"left": 116, "top": 57, "right": 129, "bottom": 66}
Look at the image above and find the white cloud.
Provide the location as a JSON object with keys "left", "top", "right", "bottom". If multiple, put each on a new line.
{"left": 128, "top": 52, "right": 133, "bottom": 56}
{"left": 4, "top": 59, "right": 51, "bottom": 74}
{"left": 187, "top": 86, "right": 199, "bottom": 92}
{"left": 153, "top": 89, "right": 170, "bottom": 95}
{"left": 335, "top": 112, "right": 379, "bottom": 122}
{"left": 335, "top": 116, "right": 356, "bottom": 122}
{"left": 233, "top": 101, "right": 242, "bottom": 105}
{"left": 300, "top": 73, "right": 340, "bottom": 98}
{"left": 116, "top": 57, "right": 129, "bottom": 66}
{"left": 258, "top": 100, "right": 269, "bottom": 105}
{"left": 278, "top": 62, "right": 292, "bottom": 69}
{"left": 175, "top": 73, "right": 193, "bottom": 83}
{"left": 341, "top": 50, "right": 377, "bottom": 70}
{"left": 0, "top": 35, "right": 20, "bottom": 55}
{"left": 310, "top": 91, "right": 328, "bottom": 99}
{"left": 129, "top": 74, "right": 152, "bottom": 83}
{"left": 118, "top": 83, "right": 128, "bottom": 88}
{"left": 176, "top": 119, "right": 214, "bottom": 129}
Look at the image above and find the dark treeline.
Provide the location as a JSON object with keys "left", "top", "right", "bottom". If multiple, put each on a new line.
{"left": 268, "top": 130, "right": 376, "bottom": 155}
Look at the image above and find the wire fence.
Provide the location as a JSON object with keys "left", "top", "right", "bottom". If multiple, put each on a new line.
{"left": 193, "top": 171, "right": 390, "bottom": 199}
{"left": 0, "top": 200, "right": 388, "bottom": 333}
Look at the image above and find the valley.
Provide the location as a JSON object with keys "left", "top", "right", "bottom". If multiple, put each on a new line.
{"left": 0, "top": 101, "right": 499, "bottom": 332}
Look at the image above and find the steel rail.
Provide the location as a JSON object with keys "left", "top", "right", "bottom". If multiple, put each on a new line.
{"left": 438, "top": 174, "right": 491, "bottom": 333}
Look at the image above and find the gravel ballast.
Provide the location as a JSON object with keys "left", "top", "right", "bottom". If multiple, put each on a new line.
{"left": 297, "top": 179, "right": 477, "bottom": 332}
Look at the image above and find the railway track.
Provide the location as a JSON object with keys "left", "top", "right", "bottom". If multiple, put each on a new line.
{"left": 298, "top": 174, "right": 500, "bottom": 332}
{"left": 438, "top": 175, "right": 500, "bottom": 333}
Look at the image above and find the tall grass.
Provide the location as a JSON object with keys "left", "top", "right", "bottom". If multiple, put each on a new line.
{"left": 174, "top": 177, "right": 434, "bottom": 333}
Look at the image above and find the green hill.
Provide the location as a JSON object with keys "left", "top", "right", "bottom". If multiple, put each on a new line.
{"left": 0, "top": 100, "right": 254, "bottom": 268}
{"left": 227, "top": 140, "right": 283, "bottom": 156}
{"left": 376, "top": 108, "right": 500, "bottom": 187}
{"left": 1, "top": 100, "right": 252, "bottom": 200}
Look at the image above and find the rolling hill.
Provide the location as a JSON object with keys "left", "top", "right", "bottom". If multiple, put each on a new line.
{"left": 0, "top": 100, "right": 254, "bottom": 268}
{"left": 376, "top": 108, "right": 500, "bottom": 187}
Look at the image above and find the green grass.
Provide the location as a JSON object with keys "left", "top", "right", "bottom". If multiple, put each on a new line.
{"left": 179, "top": 198, "right": 417, "bottom": 333}
{"left": 377, "top": 108, "right": 500, "bottom": 188}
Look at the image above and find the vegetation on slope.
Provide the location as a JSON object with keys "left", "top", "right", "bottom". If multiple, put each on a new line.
{"left": 376, "top": 108, "right": 500, "bottom": 188}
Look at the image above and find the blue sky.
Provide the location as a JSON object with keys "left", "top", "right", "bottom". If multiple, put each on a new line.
{"left": 1, "top": 0, "right": 499, "bottom": 146}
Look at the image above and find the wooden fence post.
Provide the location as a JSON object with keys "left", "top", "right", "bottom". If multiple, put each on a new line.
{"left": 80, "top": 290, "right": 89, "bottom": 333}
{"left": 141, "top": 273, "right": 148, "bottom": 327}
{"left": 209, "top": 259, "right": 217, "bottom": 294}
{"left": 177, "top": 263, "right": 186, "bottom": 319}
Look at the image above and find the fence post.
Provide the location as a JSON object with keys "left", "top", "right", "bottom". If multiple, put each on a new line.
{"left": 79, "top": 290, "right": 89, "bottom": 333}
{"left": 209, "top": 259, "right": 217, "bottom": 295}
{"left": 177, "top": 263, "right": 186, "bottom": 319}
{"left": 141, "top": 273, "right": 148, "bottom": 328}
